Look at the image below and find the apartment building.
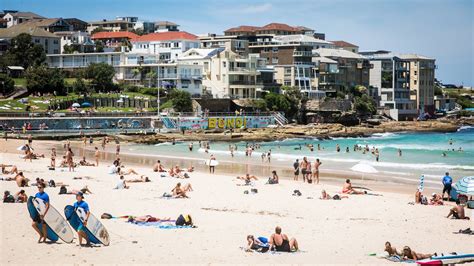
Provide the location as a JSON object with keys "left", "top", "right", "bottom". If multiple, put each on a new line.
{"left": 365, "top": 53, "right": 417, "bottom": 121}
{"left": 3, "top": 11, "right": 44, "bottom": 28}
{"left": 155, "top": 21, "right": 179, "bottom": 32}
{"left": 64, "top": 18, "right": 88, "bottom": 32}
{"left": 19, "top": 18, "right": 73, "bottom": 33}
{"left": 87, "top": 19, "right": 135, "bottom": 33}
{"left": 401, "top": 54, "right": 436, "bottom": 114}
{"left": 330, "top": 40, "right": 359, "bottom": 53}
{"left": 314, "top": 48, "right": 371, "bottom": 95}
{"left": 46, "top": 51, "right": 202, "bottom": 96}
{"left": 0, "top": 23, "right": 61, "bottom": 54}
{"left": 55, "top": 31, "right": 94, "bottom": 53}
{"left": 91, "top": 31, "right": 139, "bottom": 49}
{"left": 131, "top": 31, "right": 199, "bottom": 62}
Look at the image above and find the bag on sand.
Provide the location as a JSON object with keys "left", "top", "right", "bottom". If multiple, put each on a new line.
{"left": 101, "top": 213, "right": 113, "bottom": 219}
{"left": 59, "top": 185, "right": 67, "bottom": 194}
{"left": 176, "top": 214, "right": 192, "bottom": 226}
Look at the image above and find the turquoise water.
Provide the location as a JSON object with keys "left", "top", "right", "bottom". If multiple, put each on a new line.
{"left": 123, "top": 126, "right": 474, "bottom": 188}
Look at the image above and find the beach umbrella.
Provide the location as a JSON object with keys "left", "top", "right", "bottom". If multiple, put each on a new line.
{"left": 351, "top": 163, "right": 378, "bottom": 173}
{"left": 72, "top": 103, "right": 80, "bottom": 108}
{"left": 455, "top": 176, "right": 474, "bottom": 196}
{"left": 81, "top": 102, "right": 92, "bottom": 107}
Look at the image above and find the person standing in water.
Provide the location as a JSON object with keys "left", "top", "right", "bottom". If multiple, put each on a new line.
{"left": 398, "top": 149, "right": 402, "bottom": 157}
{"left": 31, "top": 183, "right": 49, "bottom": 243}
{"left": 73, "top": 192, "right": 91, "bottom": 246}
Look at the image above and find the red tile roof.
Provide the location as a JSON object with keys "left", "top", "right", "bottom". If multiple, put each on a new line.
{"left": 91, "top": 31, "right": 139, "bottom": 40}
{"left": 225, "top": 25, "right": 260, "bottom": 33}
{"left": 259, "top": 23, "right": 299, "bottom": 32}
{"left": 331, "top": 40, "right": 359, "bottom": 48}
{"left": 133, "top": 31, "right": 197, "bottom": 42}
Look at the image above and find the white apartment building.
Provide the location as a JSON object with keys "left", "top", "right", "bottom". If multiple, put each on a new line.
{"left": 131, "top": 31, "right": 199, "bottom": 63}
{"left": 179, "top": 47, "right": 264, "bottom": 98}
{"left": 54, "top": 31, "right": 94, "bottom": 53}
{"left": 46, "top": 51, "right": 202, "bottom": 96}
{"left": 0, "top": 24, "right": 61, "bottom": 54}
{"left": 3, "top": 11, "right": 44, "bottom": 28}
{"left": 366, "top": 53, "right": 417, "bottom": 121}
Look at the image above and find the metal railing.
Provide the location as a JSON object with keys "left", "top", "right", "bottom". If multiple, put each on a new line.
{"left": 0, "top": 111, "right": 159, "bottom": 118}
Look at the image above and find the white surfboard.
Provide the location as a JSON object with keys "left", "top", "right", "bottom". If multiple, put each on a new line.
{"left": 76, "top": 207, "right": 110, "bottom": 246}
{"left": 206, "top": 160, "right": 219, "bottom": 166}
{"left": 32, "top": 197, "right": 74, "bottom": 243}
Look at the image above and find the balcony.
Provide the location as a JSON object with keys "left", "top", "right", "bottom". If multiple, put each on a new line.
{"left": 229, "top": 67, "right": 257, "bottom": 74}
{"left": 229, "top": 80, "right": 262, "bottom": 87}
{"left": 293, "top": 51, "right": 313, "bottom": 57}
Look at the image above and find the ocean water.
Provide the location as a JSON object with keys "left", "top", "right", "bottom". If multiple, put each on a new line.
{"left": 122, "top": 126, "right": 474, "bottom": 187}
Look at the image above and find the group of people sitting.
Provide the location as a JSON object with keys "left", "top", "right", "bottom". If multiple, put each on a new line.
{"left": 115, "top": 175, "right": 151, "bottom": 189}
{"left": 153, "top": 160, "right": 193, "bottom": 179}
{"left": 3, "top": 190, "right": 27, "bottom": 203}
{"left": 246, "top": 226, "right": 298, "bottom": 253}
{"left": 415, "top": 190, "right": 444, "bottom": 205}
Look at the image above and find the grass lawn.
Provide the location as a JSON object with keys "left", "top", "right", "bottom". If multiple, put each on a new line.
{"left": 13, "top": 78, "right": 27, "bottom": 87}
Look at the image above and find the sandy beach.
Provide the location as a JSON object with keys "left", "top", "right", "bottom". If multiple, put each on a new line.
{"left": 0, "top": 139, "right": 472, "bottom": 264}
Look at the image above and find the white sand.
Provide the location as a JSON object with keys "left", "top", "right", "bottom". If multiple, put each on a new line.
{"left": 0, "top": 141, "right": 472, "bottom": 264}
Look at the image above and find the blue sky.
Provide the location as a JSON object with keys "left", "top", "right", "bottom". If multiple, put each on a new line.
{"left": 4, "top": 0, "right": 473, "bottom": 86}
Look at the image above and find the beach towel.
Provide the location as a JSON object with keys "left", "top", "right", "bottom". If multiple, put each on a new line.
{"left": 130, "top": 221, "right": 192, "bottom": 229}
{"left": 385, "top": 255, "right": 415, "bottom": 263}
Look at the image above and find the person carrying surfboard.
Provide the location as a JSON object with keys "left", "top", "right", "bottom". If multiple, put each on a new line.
{"left": 73, "top": 192, "right": 91, "bottom": 246}
{"left": 32, "top": 183, "right": 49, "bottom": 243}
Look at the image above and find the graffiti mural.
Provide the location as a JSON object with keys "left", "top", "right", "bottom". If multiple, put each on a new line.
{"left": 175, "top": 116, "right": 275, "bottom": 130}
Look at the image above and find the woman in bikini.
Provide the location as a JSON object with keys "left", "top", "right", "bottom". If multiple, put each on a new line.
{"left": 401, "top": 246, "right": 433, "bottom": 260}
{"left": 342, "top": 179, "right": 365, "bottom": 194}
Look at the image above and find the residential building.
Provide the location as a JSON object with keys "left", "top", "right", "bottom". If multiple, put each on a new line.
{"left": 3, "top": 11, "right": 44, "bottom": 28}
{"left": 87, "top": 19, "right": 135, "bottom": 33}
{"left": 0, "top": 23, "right": 61, "bottom": 54}
{"left": 134, "top": 21, "right": 155, "bottom": 34}
{"left": 401, "top": 54, "right": 436, "bottom": 114}
{"left": 55, "top": 31, "right": 94, "bottom": 53}
{"left": 91, "top": 31, "right": 138, "bottom": 49}
{"left": 46, "top": 51, "right": 202, "bottom": 96}
{"left": 116, "top": 16, "right": 138, "bottom": 23}
{"left": 155, "top": 21, "right": 179, "bottom": 32}
{"left": 64, "top": 18, "right": 88, "bottom": 31}
{"left": 225, "top": 23, "right": 305, "bottom": 36}
{"left": 314, "top": 48, "right": 371, "bottom": 95}
{"left": 365, "top": 53, "right": 417, "bottom": 121}
{"left": 20, "top": 18, "right": 72, "bottom": 33}
{"left": 330, "top": 40, "right": 359, "bottom": 53}
{"left": 434, "top": 95, "right": 456, "bottom": 112}
{"left": 0, "top": 18, "right": 7, "bottom": 28}
{"left": 131, "top": 31, "right": 199, "bottom": 62}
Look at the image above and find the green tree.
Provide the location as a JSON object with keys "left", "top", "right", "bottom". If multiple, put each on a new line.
{"left": 25, "top": 66, "right": 65, "bottom": 94}
{"left": 0, "top": 73, "right": 15, "bottom": 95}
{"left": 264, "top": 93, "right": 291, "bottom": 112}
{"left": 353, "top": 94, "right": 376, "bottom": 115}
{"left": 169, "top": 89, "right": 193, "bottom": 112}
{"left": 84, "top": 63, "right": 115, "bottom": 91}
{"left": 146, "top": 70, "right": 157, "bottom": 88}
{"left": 72, "top": 77, "right": 89, "bottom": 94}
{"left": 63, "top": 44, "right": 81, "bottom": 54}
{"left": 281, "top": 86, "right": 305, "bottom": 119}
{"left": 94, "top": 40, "right": 104, "bottom": 52}
{"left": 1, "top": 33, "right": 46, "bottom": 69}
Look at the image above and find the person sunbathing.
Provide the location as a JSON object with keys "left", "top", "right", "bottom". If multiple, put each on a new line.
{"left": 127, "top": 215, "right": 172, "bottom": 223}
{"left": 1, "top": 165, "right": 18, "bottom": 174}
{"left": 117, "top": 167, "right": 139, "bottom": 175}
{"left": 384, "top": 241, "right": 401, "bottom": 256}
{"left": 237, "top": 174, "right": 259, "bottom": 184}
{"left": 246, "top": 235, "right": 269, "bottom": 253}
{"left": 187, "top": 166, "right": 194, "bottom": 172}
{"left": 152, "top": 160, "right": 166, "bottom": 172}
{"left": 59, "top": 185, "right": 92, "bottom": 195}
{"left": 342, "top": 179, "right": 365, "bottom": 194}
{"left": 401, "top": 246, "right": 433, "bottom": 260}
{"left": 79, "top": 157, "right": 95, "bottom": 166}
{"left": 14, "top": 190, "right": 27, "bottom": 203}
{"left": 14, "top": 172, "right": 29, "bottom": 187}
{"left": 269, "top": 226, "right": 298, "bottom": 252}
{"left": 429, "top": 193, "right": 444, "bottom": 205}
{"left": 171, "top": 182, "right": 193, "bottom": 198}
{"left": 3, "top": 190, "right": 15, "bottom": 203}
{"left": 126, "top": 176, "right": 151, "bottom": 183}
{"left": 320, "top": 190, "right": 348, "bottom": 200}
{"left": 447, "top": 200, "right": 470, "bottom": 220}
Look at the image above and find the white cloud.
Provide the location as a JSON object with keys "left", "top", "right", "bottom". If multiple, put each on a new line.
{"left": 241, "top": 3, "right": 272, "bottom": 13}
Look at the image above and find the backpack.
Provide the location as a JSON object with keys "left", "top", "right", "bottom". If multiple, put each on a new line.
{"left": 59, "top": 185, "right": 67, "bottom": 194}
{"left": 49, "top": 180, "right": 56, "bottom": 187}
{"left": 421, "top": 196, "right": 428, "bottom": 205}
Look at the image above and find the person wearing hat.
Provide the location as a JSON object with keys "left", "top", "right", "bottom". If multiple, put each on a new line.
{"left": 73, "top": 192, "right": 90, "bottom": 246}
{"left": 32, "top": 182, "right": 50, "bottom": 243}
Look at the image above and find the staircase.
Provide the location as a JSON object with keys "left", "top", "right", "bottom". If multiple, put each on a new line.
{"left": 161, "top": 117, "right": 178, "bottom": 129}
{"left": 272, "top": 112, "right": 288, "bottom": 126}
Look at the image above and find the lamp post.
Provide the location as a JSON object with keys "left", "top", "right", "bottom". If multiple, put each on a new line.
{"left": 157, "top": 65, "right": 160, "bottom": 117}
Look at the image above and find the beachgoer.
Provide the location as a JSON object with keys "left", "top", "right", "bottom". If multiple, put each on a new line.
{"left": 447, "top": 200, "right": 470, "bottom": 220}
{"left": 3, "top": 190, "right": 15, "bottom": 203}
{"left": 415, "top": 189, "right": 422, "bottom": 204}
{"left": 115, "top": 176, "right": 129, "bottom": 189}
{"left": 15, "top": 189, "right": 27, "bottom": 202}
{"left": 401, "top": 246, "right": 433, "bottom": 260}
{"left": 293, "top": 159, "right": 300, "bottom": 181}
{"left": 59, "top": 186, "right": 92, "bottom": 195}
{"left": 94, "top": 147, "right": 100, "bottom": 167}
{"left": 171, "top": 182, "right": 193, "bottom": 198}
{"left": 79, "top": 157, "right": 95, "bottom": 166}
{"left": 384, "top": 242, "right": 401, "bottom": 256}
{"left": 153, "top": 160, "right": 165, "bottom": 172}
{"left": 441, "top": 172, "right": 452, "bottom": 200}
{"left": 342, "top": 179, "right": 365, "bottom": 195}
{"left": 430, "top": 193, "right": 443, "bottom": 205}
{"left": 209, "top": 154, "right": 216, "bottom": 174}
{"left": 73, "top": 192, "right": 90, "bottom": 246}
{"left": 313, "top": 159, "right": 321, "bottom": 184}
{"left": 127, "top": 215, "right": 171, "bottom": 223}
{"left": 269, "top": 226, "right": 298, "bottom": 252}
{"left": 126, "top": 176, "right": 151, "bottom": 183}
{"left": 300, "top": 157, "right": 308, "bottom": 183}
{"left": 267, "top": 170, "right": 279, "bottom": 184}
{"left": 66, "top": 148, "right": 74, "bottom": 172}
{"left": 50, "top": 148, "right": 56, "bottom": 168}
{"left": 31, "top": 183, "right": 49, "bottom": 243}
{"left": 320, "top": 189, "right": 347, "bottom": 200}
{"left": 246, "top": 235, "right": 269, "bottom": 253}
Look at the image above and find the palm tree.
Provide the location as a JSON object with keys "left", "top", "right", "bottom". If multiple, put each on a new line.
{"left": 146, "top": 70, "right": 157, "bottom": 88}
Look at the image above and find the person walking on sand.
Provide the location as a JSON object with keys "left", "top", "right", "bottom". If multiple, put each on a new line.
{"left": 441, "top": 172, "right": 452, "bottom": 201}
{"left": 66, "top": 147, "right": 74, "bottom": 172}
{"left": 89, "top": 136, "right": 93, "bottom": 146}
{"left": 73, "top": 192, "right": 91, "bottom": 246}
{"left": 313, "top": 159, "right": 321, "bottom": 184}
{"left": 209, "top": 154, "right": 216, "bottom": 174}
{"left": 94, "top": 147, "right": 100, "bottom": 167}
{"left": 293, "top": 159, "right": 300, "bottom": 181}
{"left": 31, "top": 183, "right": 49, "bottom": 243}
{"left": 116, "top": 143, "right": 120, "bottom": 156}
{"left": 50, "top": 148, "right": 56, "bottom": 168}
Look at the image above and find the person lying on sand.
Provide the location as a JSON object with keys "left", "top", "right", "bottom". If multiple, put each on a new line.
{"left": 320, "top": 190, "right": 348, "bottom": 200}
{"left": 401, "top": 246, "right": 433, "bottom": 260}
{"left": 447, "top": 200, "right": 470, "bottom": 220}
{"left": 127, "top": 215, "right": 172, "bottom": 223}
{"left": 171, "top": 182, "right": 193, "bottom": 198}
{"left": 59, "top": 185, "right": 92, "bottom": 195}
{"left": 237, "top": 174, "right": 259, "bottom": 185}
{"left": 342, "top": 179, "right": 365, "bottom": 195}
{"left": 1, "top": 164, "right": 18, "bottom": 175}
{"left": 152, "top": 160, "right": 166, "bottom": 172}
{"left": 430, "top": 193, "right": 443, "bottom": 205}
{"left": 14, "top": 190, "right": 27, "bottom": 203}
{"left": 269, "top": 226, "right": 298, "bottom": 252}
{"left": 126, "top": 176, "right": 150, "bottom": 183}
{"left": 384, "top": 241, "right": 401, "bottom": 256}
{"left": 79, "top": 157, "right": 95, "bottom": 166}
{"left": 117, "top": 167, "right": 139, "bottom": 176}
{"left": 14, "top": 172, "right": 29, "bottom": 187}
{"left": 245, "top": 235, "right": 269, "bottom": 253}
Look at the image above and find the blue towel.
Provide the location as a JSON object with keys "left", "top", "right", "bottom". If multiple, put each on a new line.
{"left": 131, "top": 221, "right": 192, "bottom": 229}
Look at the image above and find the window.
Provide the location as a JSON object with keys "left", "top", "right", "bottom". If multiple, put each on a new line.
{"left": 272, "top": 47, "right": 278, "bottom": 52}
{"left": 34, "top": 39, "right": 40, "bottom": 43}
{"left": 284, "top": 80, "right": 291, "bottom": 86}
{"left": 223, "top": 61, "right": 226, "bottom": 68}
{"left": 272, "top": 57, "right": 278, "bottom": 64}
{"left": 414, "top": 70, "right": 417, "bottom": 76}
{"left": 53, "top": 40, "right": 58, "bottom": 44}
{"left": 414, "top": 80, "right": 417, "bottom": 85}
